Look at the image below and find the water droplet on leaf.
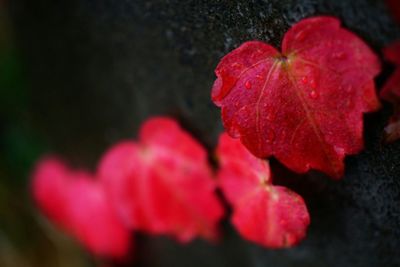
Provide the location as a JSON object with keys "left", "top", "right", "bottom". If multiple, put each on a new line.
{"left": 266, "top": 113, "right": 276, "bottom": 122}
{"left": 231, "top": 63, "right": 242, "bottom": 69}
{"left": 309, "top": 90, "right": 318, "bottom": 99}
{"left": 245, "top": 80, "right": 252, "bottom": 89}
{"left": 295, "top": 31, "right": 306, "bottom": 41}
{"left": 334, "top": 146, "right": 345, "bottom": 155}
{"left": 266, "top": 130, "right": 275, "bottom": 143}
{"left": 230, "top": 124, "right": 241, "bottom": 138}
{"left": 332, "top": 52, "right": 346, "bottom": 60}
{"left": 309, "top": 79, "right": 317, "bottom": 89}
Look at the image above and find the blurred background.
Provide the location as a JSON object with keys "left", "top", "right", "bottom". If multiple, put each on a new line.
{"left": 1, "top": 1, "right": 400, "bottom": 267}
{"left": 0, "top": 2, "right": 96, "bottom": 267}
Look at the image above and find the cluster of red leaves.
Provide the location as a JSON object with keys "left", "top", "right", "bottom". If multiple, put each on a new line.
{"left": 212, "top": 16, "right": 381, "bottom": 179}
{"left": 209, "top": 15, "right": 397, "bottom": 248}
{"left": 32, "top": 117, "right": 224, "bottom": 259}
{"left": 380, "top": 41, "right": 400, "bottom": 143}
{"left": 32, "top": 116, "right": 311, "bottom": 257}
{"left": 32, "top": 14, "right": 399, "bottom": 259}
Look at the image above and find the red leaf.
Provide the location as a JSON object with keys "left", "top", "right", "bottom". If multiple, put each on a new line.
{"left": 380, "top": 41, "right": 400, "bottom": 143}
{"left": 216, "top": 133, "right": 310, "bottom": 248}
{"left": 382, "top": 41, "right": 400, "bottom": 65}
{"left": 99, "top": 117, "right": 224, "bottom": 242}
{"left": 212, "top": 16, "right": 381, "bottom": 178}
{"left": 66, "top": 176, "right": 131, "bottom": 259}
{"left": 386, "top": 0, "right": 400, "bottom": 24}
{"left": 31, "top": 157, "right": 131, "bottom": 259}
{"left": 31, "top": 157, "right": 71, "bottom": 229}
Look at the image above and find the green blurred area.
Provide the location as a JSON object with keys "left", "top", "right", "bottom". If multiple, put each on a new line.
{"left": 0, "top": 4, "right": 93, "bottom": 267}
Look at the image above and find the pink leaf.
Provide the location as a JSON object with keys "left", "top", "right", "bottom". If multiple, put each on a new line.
{"left": 31, "top": 157, "right": 73, "bottom": 229}
{"left": 216, "top": 133, "right": 310, "bottom": 248}
{"left": 31, "top": 157, "right": 131, "bottom": 259}
{"left": 99, "top": 117, "right": 224, "bottom": 242}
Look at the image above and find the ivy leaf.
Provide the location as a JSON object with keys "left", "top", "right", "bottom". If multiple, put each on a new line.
{"left": 386, "top": 0, "right": 400, "bottom": 24}
{"left": 380, "top": 41, "right": 400, "bottom": 143}
{"left": 31, "top": 158, "right": 71, "bottom": 228}
{"left": 99, "top": 117, "right": 224, "bottom": 242}
{"left": 216, "top": 133, "right": 310, "bottom": 248}
{"left": 31, "top": 157, "right": 131, "bottom": 259}
{"left": 211, "top": 16, "right": 381, "bottom": 179}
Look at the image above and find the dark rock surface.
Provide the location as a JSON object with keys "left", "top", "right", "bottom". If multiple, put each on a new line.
{"left": 8, "top": 0, "right": 400, "bottom": 266}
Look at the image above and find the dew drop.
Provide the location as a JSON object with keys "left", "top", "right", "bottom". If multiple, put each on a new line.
{"left": 256, "top": 49, "right": 264, "bottom": 55}
{"left": 332, "top": 52, "right": 346, "bottom": 60}
{"left": 242, "top": 105, "right": 251, "bottom": 113}
{"left": 295, "top": 31, "right": 306, "bottom": 41}
{"left": 256, "top": 74, "right": 263, "bottom": 80}
{"left": 294, "top": 142, "right": 301, "bottom": 149}
{"left": 231, "top": 62, "right": 242, "bottom": 69}
{"left": 230, "top": 125, "right": 241, "bottom": 138}
{"left": 309, "top": 79, "right": 317, "bottom": 89}
{"left": 301, "top": 76, "right": 308, "bottom": 85}
{"left": 266, "top": 113, "right": 276, "bottom": 122}
{"left": 266, "top": 130, "right": 275, "bottom": 144}
{"left": 245, "top": 80, "right": 252, "bottom": 89}
{"left": 309, "top": 90, "right": 318, "bottom": 99}
{"left": 334, "top": 146, "right": 345, "bottom": 155}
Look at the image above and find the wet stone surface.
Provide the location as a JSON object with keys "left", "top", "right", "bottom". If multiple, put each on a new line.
{"left": 9, "top": 0, "right": 400, "bottom": 266}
